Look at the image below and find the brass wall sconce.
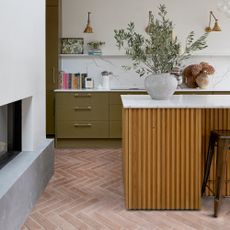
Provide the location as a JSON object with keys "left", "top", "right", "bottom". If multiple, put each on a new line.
{"left": 83, "top": 12, "right": 93, "bottom": 33}
{"left": 205, "top": 11, "right": 221, "bottom": 32}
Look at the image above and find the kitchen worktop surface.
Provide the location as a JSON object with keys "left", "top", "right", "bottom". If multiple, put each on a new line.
{"left": 121, "top": 94, "right": 230, "bottom": 109}
{"left": 54, "top": 88, "right": 230, "bottom": 92}
{"left": 54, "top": 88, "right": 146, "bottom": 92}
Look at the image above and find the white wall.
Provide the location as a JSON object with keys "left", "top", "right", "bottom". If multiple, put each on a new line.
{"left": 0, "top": 0, "right": 46, "bottom": 150}
{"left": 62, "top": 0, "right": 230, "bottom": 55}
{"left": 61, "top": 0, "right": 230, "bottom": 90}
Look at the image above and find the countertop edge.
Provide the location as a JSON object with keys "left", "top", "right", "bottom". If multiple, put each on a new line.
{"left": 121, "top": 95, "right": 230, "bottom": 109}
{"left": 54, "top": 89, "right": 230, "bottom": 92}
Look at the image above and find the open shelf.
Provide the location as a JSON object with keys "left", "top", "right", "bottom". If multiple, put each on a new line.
{"left": 59, "top": 54, "right": 127, "bottom": 58}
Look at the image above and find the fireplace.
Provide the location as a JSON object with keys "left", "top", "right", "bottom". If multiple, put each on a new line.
{"left": 0, "top": 100, "right": 22, "bottom": 169}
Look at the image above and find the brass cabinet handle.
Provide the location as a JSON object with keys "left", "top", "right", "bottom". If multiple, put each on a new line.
{"left": 52, "top": 67, "right": 56, "bottom": 84}
{"left": 74, "top": 93, "right": 91, "bottom": 97}
{"left": 74, "top": 106, "right": 92, "bottom": 110}
{"left": 74, "top": 123, "right": 92, "bottom": 127}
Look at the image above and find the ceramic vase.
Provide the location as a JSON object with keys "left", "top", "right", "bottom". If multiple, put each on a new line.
{"left": 144, "top": 73, "right": 178, "bottom": 100}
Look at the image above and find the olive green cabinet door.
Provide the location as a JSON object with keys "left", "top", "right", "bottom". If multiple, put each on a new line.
{"left": 109, "top": 104, "right": 122, "bottom": 121}
{"left": 46, "top": 0, "right": 58, "bottom": 6}
{"left": 46, "top": 5, "right": 59, "bottom": 90}
{"left": 109, "top": 93, "right": 123, "bottom": 138}
{"left": 109, "top": 93, "right": 123, "bottom": 105}
{"left": 46, "top": 91, "right": 55, "bottom": 135}
{"left": 110, "top": 121, "right": 122, "bottom": 138}
{"left": 46, "top": 3, "right": 59, "bottom": 135}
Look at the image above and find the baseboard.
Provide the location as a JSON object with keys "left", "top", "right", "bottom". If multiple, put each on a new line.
{"left": 55, "top": 138, "right": 122, "bottom": 148}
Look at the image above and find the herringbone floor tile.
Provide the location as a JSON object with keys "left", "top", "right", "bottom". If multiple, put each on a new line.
{"left": 22, "top": 148, "right": 230, "bottom": 230}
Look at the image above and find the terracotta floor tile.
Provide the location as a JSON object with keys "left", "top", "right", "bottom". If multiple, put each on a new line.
{"left": 22, "top": 148, "right": 230, "bottom": 230}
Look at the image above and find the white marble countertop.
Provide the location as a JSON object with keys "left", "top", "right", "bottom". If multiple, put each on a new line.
{"left": 54, "top": 88, "right": 230, "bottom": 93}
{"left": 121, "top": 95, "right": 230, "bottom": 109}
{"left": 54, "top": 88, "right": 146, "bottom": 92}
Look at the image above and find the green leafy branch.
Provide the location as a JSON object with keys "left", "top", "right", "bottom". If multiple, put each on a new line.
{"left": 114, "top": 4, "right": 208, "bottom": 76}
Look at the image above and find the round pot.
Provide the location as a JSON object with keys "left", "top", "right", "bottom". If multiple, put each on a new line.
{"left": 144, "top": 73, "right": 178, "bottom": 100}
{"left": 196, "top": 73, "right": 209, "bottom": 89}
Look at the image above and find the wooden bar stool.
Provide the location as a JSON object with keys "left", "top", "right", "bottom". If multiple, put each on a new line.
{"left": 201, "top": 130, "right": 230, "bottom": 217}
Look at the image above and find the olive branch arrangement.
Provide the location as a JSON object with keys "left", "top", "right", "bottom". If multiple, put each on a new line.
{"left": 114, "top": 4, "right": 208, "bottom": 76}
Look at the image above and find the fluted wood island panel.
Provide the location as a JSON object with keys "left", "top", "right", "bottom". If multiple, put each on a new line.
{"left": 122, "top": 95, "right": 230, "bottom": 210}
{"left": 123, "top": 108, "right": 202, "bottom": 209}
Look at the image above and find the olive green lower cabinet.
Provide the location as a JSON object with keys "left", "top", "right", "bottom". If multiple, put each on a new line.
{"left": 109, "top": 93, "right": 122, "bottom": 138}
{"left": 55, "top": 91, "right": 224, "bottom": 148}
{"left": 55, "top": 92, "right": 126, "bottom": 148}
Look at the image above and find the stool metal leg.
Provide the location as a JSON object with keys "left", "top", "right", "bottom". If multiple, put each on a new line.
{"left": 214, "top": 139, "right": 228, "bottom": 217}
{"left": 201, "top": 132, "right": 216, "bottom": 195}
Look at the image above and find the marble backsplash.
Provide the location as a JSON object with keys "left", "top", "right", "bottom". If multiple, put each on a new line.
{"left": 61, "top": 55, "right": 230, "bottom": 91}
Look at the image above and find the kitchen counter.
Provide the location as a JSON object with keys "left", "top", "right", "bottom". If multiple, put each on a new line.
{"left": 122, "top": 95, "right": 230, "bottom": 210}
{"left": 121, "top": 94, "right": 230, "bottom": 108}
{"left": 54, "top": 88, "right": 146, "bottom": 92}
{"left": 54, "top": 88, "right": 230, "bottom": 93}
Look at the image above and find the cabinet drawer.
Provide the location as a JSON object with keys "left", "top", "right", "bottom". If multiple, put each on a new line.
{"left": 46, "top": 90, "right": 55, "bottom": 135}
{"left": 56, "top": 92, "right": 108, "bottom": 107}
{"left": 56, "top": 104, "right": 108, "bottom": 121}
{"left": 109, "top": 104, "right": 122, "bottom": 121}
{"left": 109, "top": 121, "right": 122, "bottom": 138}
{"left": 56, "top": 121, "right": 109, "bottom": 138}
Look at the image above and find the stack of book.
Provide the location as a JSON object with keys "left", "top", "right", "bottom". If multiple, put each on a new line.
{"left": 58, "top": 72, "right": 87, "bottom": 89}
{"left": 88, "top": 49, "right": 102, "bottom": 56}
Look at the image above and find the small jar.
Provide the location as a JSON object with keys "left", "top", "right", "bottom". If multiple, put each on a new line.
{"left": 101, "top": 71, "right": 111, "bottom": 89}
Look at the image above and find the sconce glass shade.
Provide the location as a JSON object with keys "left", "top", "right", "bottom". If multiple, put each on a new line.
{"left": 84, "top": 12, "right": 93, "bottom": 33}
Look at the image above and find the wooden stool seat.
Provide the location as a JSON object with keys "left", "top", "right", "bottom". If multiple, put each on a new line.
{"left": 201, "top": 130, "right": 230, "bottom": 217}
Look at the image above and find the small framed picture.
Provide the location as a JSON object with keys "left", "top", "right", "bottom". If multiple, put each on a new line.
{"left": 61, "top": 38, "right": 84, "bottom": 54}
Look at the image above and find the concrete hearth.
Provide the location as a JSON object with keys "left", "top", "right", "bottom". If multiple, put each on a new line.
{"left": 0, "top": 139, "right": 54, "bottom": 230}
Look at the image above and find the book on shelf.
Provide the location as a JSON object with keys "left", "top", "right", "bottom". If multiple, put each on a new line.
{"left": 72, "top": 74, "right": 78, "bottom": 89}
{"left": 58, "top": 71, "right": 88, "bottom": 89}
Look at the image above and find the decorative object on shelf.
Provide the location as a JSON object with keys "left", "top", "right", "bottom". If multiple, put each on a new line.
{"left": 205, "top": 11, "right": 221, "bottom": 32}
{"left": 171, "top": 66, "right": 183, "bottom": 86}
{"left": 114, "top": 4, "right": 208, "bottom": 99}
{"left": 85, "top": 78, "right": 94, "bottom": 88}
{"left": 61, "top": 38, "right": 84, "bottom": 54}
{"left": 217, "top": 0, "right": 230, "bottom": 18}
{"left": 101, "top": 71, "right": 112, "bottom": 89}
{"left": 87, "top": 41, "right": 105, "bottom": 55}
{"left": 183, "top": 62, "right": 215, "bottom": 89}
{"left": 83, "top": 12, "right": 93, "bottom": 33}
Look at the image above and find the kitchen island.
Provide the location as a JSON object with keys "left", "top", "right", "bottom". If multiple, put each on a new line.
{"left": 121, "top": 95, "right": 230, "bottom": 210}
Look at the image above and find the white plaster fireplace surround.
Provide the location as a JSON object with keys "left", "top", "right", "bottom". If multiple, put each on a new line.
{"left": 0, "top": 0, "right": 46, "bottom": 151}
{"left": 0, "top": 1, "right": 54, "bottom": 229}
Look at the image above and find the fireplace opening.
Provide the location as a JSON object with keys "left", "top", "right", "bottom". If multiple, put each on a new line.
{"left": 0, "top": 100, "right": 22, "bottom": 169}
